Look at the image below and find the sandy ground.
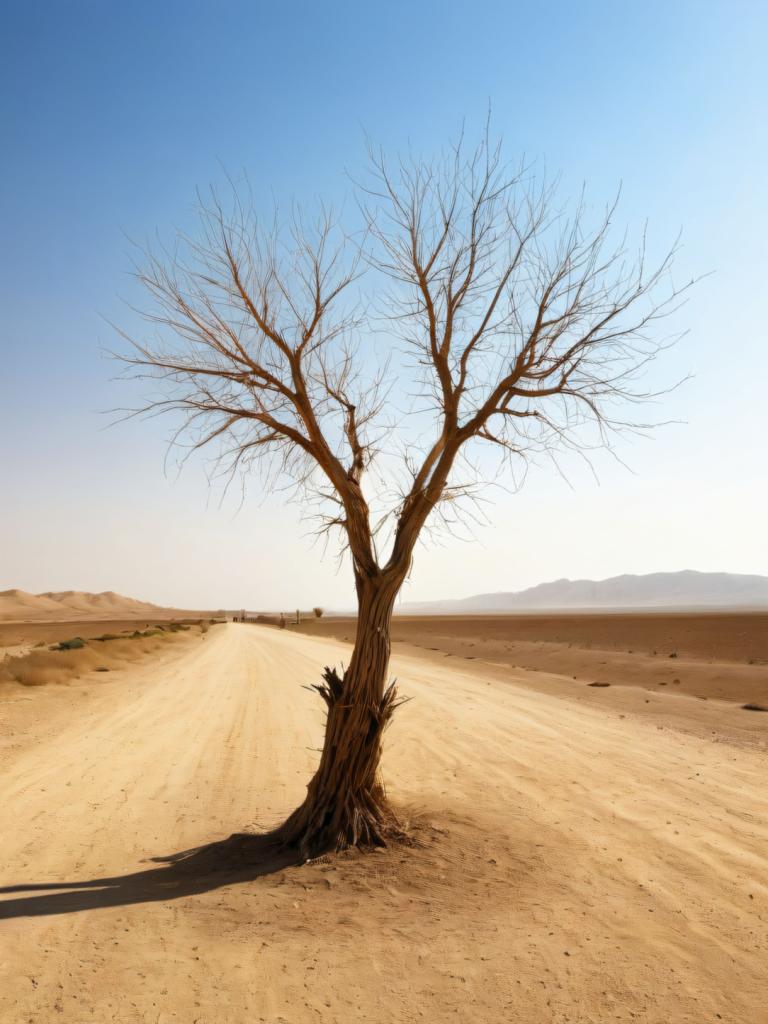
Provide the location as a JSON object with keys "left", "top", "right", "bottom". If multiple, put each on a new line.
{"left": 1, "top": 622, "right": 766, "bottom": 1023}
{"left": 293, "top": 612, "right": 768, "bottom": 710}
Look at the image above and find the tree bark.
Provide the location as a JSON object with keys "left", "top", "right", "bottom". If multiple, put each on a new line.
{"left": 281, "top": 571, "right": 406, "bottom": 859}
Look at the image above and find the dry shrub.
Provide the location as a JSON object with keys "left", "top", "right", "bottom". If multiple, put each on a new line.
{"left": 1, "top": 646, "right": 108, "bottom": 686}
{"left": 0, "top": 633, "right": 179, "bottom": 687}
{"left": 54, "top": 637, "right": 86, "bottom": 650}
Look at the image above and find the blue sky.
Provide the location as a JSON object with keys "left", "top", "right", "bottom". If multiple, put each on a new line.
{"left": 2, "top": 1, "right": 767, "bottom": 608}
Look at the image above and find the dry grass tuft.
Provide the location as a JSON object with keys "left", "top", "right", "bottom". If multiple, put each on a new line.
{"left": 0, "top": 632, "right": 182, "bottom": 687}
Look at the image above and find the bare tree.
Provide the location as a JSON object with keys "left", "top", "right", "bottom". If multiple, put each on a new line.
{"left": 120, "top": 132, "right": 689, "bottom": 858}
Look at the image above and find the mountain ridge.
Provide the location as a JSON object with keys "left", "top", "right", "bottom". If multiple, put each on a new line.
{"left": 399, "top": 570, "right": 768, "bottom": 614}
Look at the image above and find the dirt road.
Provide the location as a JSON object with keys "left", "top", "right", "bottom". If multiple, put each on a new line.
{"left": 1, "top": 623, "right": 766, "bottom": 1023}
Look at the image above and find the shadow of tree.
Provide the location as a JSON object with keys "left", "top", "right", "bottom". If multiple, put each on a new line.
{"left": 0, "top": 832, "right": 298, "bottom": 920}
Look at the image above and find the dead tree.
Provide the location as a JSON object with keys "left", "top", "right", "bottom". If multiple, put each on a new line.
{"left": 121, "top": 132, "right": 690, "bottom": 858}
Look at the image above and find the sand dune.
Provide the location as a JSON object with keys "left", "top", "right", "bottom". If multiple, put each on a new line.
{"left": 1, "top": 623, "right": 765, "bottom": 1022}
{"left": 0, "top": 588, "right": 192, "bottom": 622}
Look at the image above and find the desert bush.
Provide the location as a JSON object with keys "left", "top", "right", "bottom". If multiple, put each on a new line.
{"left": 55, "top": 637, "right": 85, "bottom": 650}
{"left": 313, "top": 607, "right": 324, "bottom": 618}
{"left": 2, "top": 645, "right": 107, "bottom": 686}
{"left": 200, "top": 620, "right": 210, "bottom": 634}
{"left": 0, "top": 629, "right": 189, "bottom": 687}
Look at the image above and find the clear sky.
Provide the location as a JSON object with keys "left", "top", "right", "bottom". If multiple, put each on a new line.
{"left": 2, "top": 0, "right": 767, "bottom": 610}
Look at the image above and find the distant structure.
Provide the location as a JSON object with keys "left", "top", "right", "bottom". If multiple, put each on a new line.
{"left": 231, "top": 609, "right": 288, "bottom": 626}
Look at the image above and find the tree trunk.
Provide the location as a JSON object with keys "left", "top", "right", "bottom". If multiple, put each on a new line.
{"left": 281, "top": 572, "right": 406, "bottom": 859}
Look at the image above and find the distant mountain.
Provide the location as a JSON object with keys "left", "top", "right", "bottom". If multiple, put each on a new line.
{"left": 0, "top": 589, "right": 200, "bottom": 623}
{"left": 399, "top": 571, "right": 768, "bottom": 614}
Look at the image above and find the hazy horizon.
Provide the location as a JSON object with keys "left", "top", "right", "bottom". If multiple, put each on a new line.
{"left": 4, "top": 568, "right": 768, "bottom": 617}
{"left": 3, "top": 1, "right": 767, "bottom": 609}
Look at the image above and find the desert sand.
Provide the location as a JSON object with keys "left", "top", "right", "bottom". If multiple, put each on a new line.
{"left": 294, "top": 612, "right": 768, "bottom": 712}
{"left": 1, "top": 622, "right": 766, "bottom": 1023}
{"left": 0, "top": 588, "right": 203, "bottom": 623}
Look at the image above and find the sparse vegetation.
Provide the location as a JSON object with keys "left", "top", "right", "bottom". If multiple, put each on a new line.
{"left": 55, "top": 637, "right": 85, "bottom": 651}
{"left": 313, "top": 607, "right": 324, "bottom": 618}
{"left": 0, "top": 626, "right": 193, "bottom": 688}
